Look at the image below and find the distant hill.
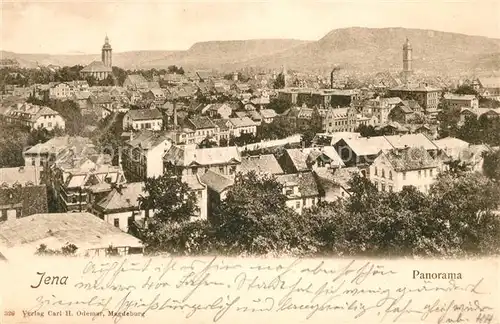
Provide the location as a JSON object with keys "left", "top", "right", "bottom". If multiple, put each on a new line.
{"left": 2, "top": 28, "right": 499, "bottom": 73}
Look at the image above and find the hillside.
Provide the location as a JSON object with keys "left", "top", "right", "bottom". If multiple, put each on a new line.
{"left": 239, "top": 27, "right": 500, "bottom": 72}
{"left": 2, "top": 28, "right": 499, "bottom": 73}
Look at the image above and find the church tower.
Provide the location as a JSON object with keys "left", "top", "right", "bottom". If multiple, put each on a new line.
{"left": 402, "top": 38, "right": 412, "bottom": 77}
{"left": 102, "top": 35, "right": 112, "bottom": 68}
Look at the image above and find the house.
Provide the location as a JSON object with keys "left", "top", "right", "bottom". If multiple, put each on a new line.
{"left": 459, "top": 108, "right": 500, "bottom": 125}
{"left": 23, "top": 136, "right": 95, "bottom": 170}
{"left": 0, "top": 166, "right": 48, "bottom": 221}
{"left": 201, "top": 103, "right": 233, "bottom": 119}
{"left": 375, "top": 122, "right": 410, "bottom": 135}
{"left": 388, "top": 84, "right": 442, "bottom": 118}
{"left": 443, "top": 93, "right": 479, "bottom": 110}
{"left": 163, "top": 145, "right": 241, "bottom": 178}
{"left": 184, "top": 116, "right": 219, "bottom": 144}
{"left": 123, "top": 74, "right": 149, "bottom": 91}
{"left": 260, "top": 109, "right": 278, "bottom": 123}
{"left": 213, "top": 119, "right": 231, "bottom": 143}
{"left": 0, "top": 102, "right": 65, "bottom": 131}
{"left": 276, "top": 172, "right": 320, "bottom": 215}
{"left": 314, "top": 167, "right": 360, "bottom": 201}
{"left": 389, "top": 100, "right": 422, "bottom": 123}
{"left": 144, "top": 88, "right": 166, "bottom": 103}
{"left": 369, "top": 147, "right": 440, "bottom": 193}
{"left": 72, "top": 91, "right": 92, "bottom": 109}
{"left": 240, "top": 154, "right": 284, "bottom": 175}
{"left": 363, "top": 97, "right": 402, "bottom": 125}
{"left": 0, "top": 212, "right": 144, "bottom": 256}
{"left": 90, "top": 93, "right": 113, "bottom": 111}
{"left": 121, "top": 130, "right": 174, "bottom": 182}
{"left": 48, "top": 82, "right": 72, "bottom": 99}
{"left": 123, "top": 109, "right": 163, "bottom": 131}
{"left": 322, "top": 107, "right": 358, "bottom": 133}
{"left": 200, "top": 170, "right": 234, "bottom": 222}
{"left": 434, "top": 137, "right": 491, "bottom": 173}
{"left": 49, "top": 153, "right": 127, "bottom": 212}
{"left": 228, "top": 117, "right": 258, "bottom": 137}
{"left": 279, "top": 147, "right": 344, "bottom": 174}
{"left": 247, "top": 110, "right": 263, "bottom": 124}
{"left": 477, "top": 77, "right": 500, "bottom": 100}
{"left": 333, "top": 136, "right": 394, "bottom": 170}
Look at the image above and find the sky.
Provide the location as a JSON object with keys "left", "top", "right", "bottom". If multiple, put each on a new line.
{"left": 1, "top": 0, "right": 499, "bottom": 54}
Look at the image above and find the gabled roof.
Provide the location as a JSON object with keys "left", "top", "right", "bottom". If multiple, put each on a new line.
{"left": 381, "top": 147, "right": 438, "bottom": 172}
{"left": 81, "top": 61, "right": 112, "bottom": 73}
{"left": 336, "top": 136, "right": 394, "bottom": 156}
{"left": 260, "top": 109, "right": 277, "bottom": 119}
{"left": 228, "top": 117, "right": 257, "bottom": 128}
{"left": 240, "top": 154, "right": 283, "bottom": 175}
{"left": 384, "top": 134, "right": 438, "bottom": 151}
{"left": 0, "top": 166, "right": 42, "bottom": 187}
{"left": 96, "top": 182, "right": 145, "bottom": 211}
{"left": 434, "top": 137, "right": 470, "bottom": 151}
{"left": 186, "top": 116, "right": 217, "bottom": 129}
{"left": 285, "top": 147, "right": 345, "bottom": 172}
{"left": 0, "top": 213, "right": 143, "bottom": 250}
{"left": 126, "top": 108, "right": 163, "bottom": 121}
{"left": 127, "top": 130, "right": 173, "bottom": 150}
{"left": 276, "top": 172, "right": 320, "bottom": 197}
{"left": 163, "top": 146, "right": 241, "bottom": 167}
{"left": 200, "top": 170, "right": 234, "bottom": 193}
{"left": 125, "top": 74, "right": 148, "bottom": 85}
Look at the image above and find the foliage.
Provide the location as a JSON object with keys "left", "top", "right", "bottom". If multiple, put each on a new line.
{"left": 93, "top": 112, "right": 126, "bottom": 165}
{"left": 267, "top": 98, "right": 292, "bottom": 114}
{"left": 167, "top": 65, "right": 185, "bottom": 75}
{"left": 27, "top": 96, "right": 87, "bottom": 135}
{"left": 213, "top": 171, "right": 311, "bottom": 255}
{"left": 198, "top": 136, "right": 218, "bottom": 148}
{"left": 0, "top": 123, "right": 30, "bottom": 167}
{"left": 273, "top": 73, "right": 286, "bottom": 89}
{"left": 454, "top": 85, "right": 478, "bottom": 95}
{"left": 139, "top": 169, "right": 199, "bottom": 224}
{"left": 483, "top": 150, "right": 500, "bottom": 181}
{"left": 35, "top": 243, "right": 78, "bottom": 256}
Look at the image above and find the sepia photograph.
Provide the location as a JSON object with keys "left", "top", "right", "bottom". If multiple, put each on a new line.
{"left": 0, "top": 0, "right": 499, "bottom": 323}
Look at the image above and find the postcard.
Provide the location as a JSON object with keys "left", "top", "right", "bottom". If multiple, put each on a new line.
{"left": 1, "top": 0, "right": 500, "bottom": 323}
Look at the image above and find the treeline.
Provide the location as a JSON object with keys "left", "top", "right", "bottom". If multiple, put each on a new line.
{"left": 132, "top": 168, "right": 500, "bottom": 258}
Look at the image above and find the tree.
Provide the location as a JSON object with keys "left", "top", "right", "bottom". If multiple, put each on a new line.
{"left": 273, "top": 73, "right": 286, "bottom": 89}
{"left": 267, "top": 98, "right": 292, "bottom": 114}
{"left": 355, "top": 124, "right": 378, "bottom": 137}
{"left": 437, "top": 101, "right": 461, "bottom": 138}
{"left": 214, "top": 171, "right": 305, "bottom": 255}
{"left": 483, "top": 150, "right": 500, "bottom": 181}
{"left": 198, "top": 136, "right": 218, "bottom": 148}
{"left": 139, "top": 170, "right": 199, "bottom": 224}
{"left": 454, "top": 85, "right": 478, "bottom": 96}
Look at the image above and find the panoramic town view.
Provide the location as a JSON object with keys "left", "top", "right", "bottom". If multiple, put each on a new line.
{"left": 1, "top": 1, "right": 500, "bottom": 260}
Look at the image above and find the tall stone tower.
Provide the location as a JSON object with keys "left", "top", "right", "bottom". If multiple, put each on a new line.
{"left": 402, "top": 38, "right": 412, "bottom": 77}
{"left": 102, "top": 35, "right": 113, "bottom": 68}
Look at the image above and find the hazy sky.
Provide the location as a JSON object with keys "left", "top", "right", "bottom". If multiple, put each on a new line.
{"left": 2, "top": 0, "right": 499, "bottom": 54}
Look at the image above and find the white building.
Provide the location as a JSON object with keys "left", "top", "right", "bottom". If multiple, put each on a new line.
{"left": 0, "top": 103, "right": 65, "bottom": 131}
{"left": 369, "top": 147, "right": 440, "bottom": 194}
{"left": 443, "top": 93, "right": 479, "bottom": 110}
{"left": 123, "top": 109, "right": 163, "bottom": 131}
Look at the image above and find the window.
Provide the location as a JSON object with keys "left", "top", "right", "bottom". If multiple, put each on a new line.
{"left": 403, "top": 172, "right": 406, "bottom": 180}
{"left": 389, "top": 171, "right": 393, "bottom": 180}
{"left": 31, "top": 158, "right": 36, "bottom": 166}
{"left": 381, "top": 183, "right": 386, "bottom": 192}
{"left": 192, "top": 167, "right": 198, "bottom": 175}
{"left": 219, "top": 167, "right": 224, "bottom": 174}
{"left": 430, "top": 169, "right": 434, "bottom": 177}
{"left": 418, "top": 170, "right": 422, "bottom": 178}
{"left": 230, "top": 166, "right": 237, "bottom": 175}
{"left": 374, "top": 167, "right": 378, "bottom": 176}
{"left": 388, "top": 185, "right": 393, "bottom": 192}
{"left": 424, "top": 169, "right": 427, "bottom": 177}
{"left": 381, "top": 169, "right": 385, "bottom": 178}
{"left": 295, "top": 201, "right": 301, "bottom": 209}
{"left": 285, "top": 188, "right": 293, "bottom": 195}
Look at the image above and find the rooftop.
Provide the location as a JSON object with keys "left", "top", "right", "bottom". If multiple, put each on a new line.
{"left": 0, "top": 212, "right": 143, "bottom": 251}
